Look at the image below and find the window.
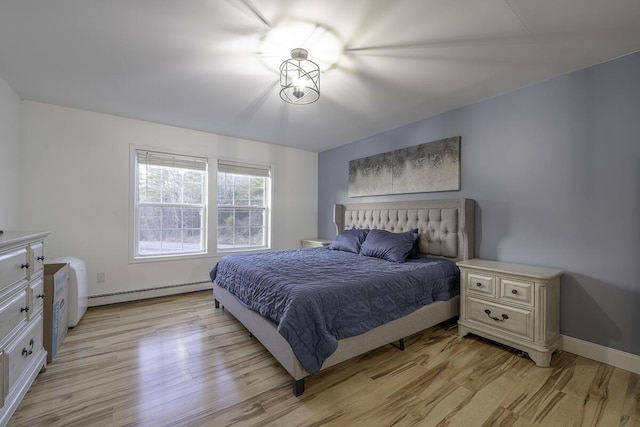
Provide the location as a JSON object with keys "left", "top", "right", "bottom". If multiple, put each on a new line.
{"left": 134, "top": 149, "right": 207, "bottom": 258}
{"left": 217, "top": 160, "right": 270, "bottom": 251}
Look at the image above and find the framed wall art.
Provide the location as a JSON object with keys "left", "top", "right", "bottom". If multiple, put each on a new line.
{"left": 348, "top": 136, "right": 460, "bottom": 197}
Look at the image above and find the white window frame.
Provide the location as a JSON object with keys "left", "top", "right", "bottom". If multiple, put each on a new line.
{"left": 130, "top": 147, "right": 208, "bottom": 262}
{"left": 216, "top": 160, "right": 272, "bottom": 253}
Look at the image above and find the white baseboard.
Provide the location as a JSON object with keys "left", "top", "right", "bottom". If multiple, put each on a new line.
{"left": 88, "top": 281, "right": 213, "bottom": 306}
{"left": 561, "top": 335, "right": 640, "bottom": 375}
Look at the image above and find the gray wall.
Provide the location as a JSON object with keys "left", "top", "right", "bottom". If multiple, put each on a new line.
{"left": 318, "top": 51, "right": 640, "bottom": 357}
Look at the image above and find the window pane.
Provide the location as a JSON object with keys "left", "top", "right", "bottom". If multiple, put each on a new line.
{"left": 250, "top": 209, "right": 264, "bottom": 227}
{"left": 233, "top": 175, "right": 250, "bottom": 187}
{"left": 234, "top": 209, "right": 250, "bottom": 227}
{"left": 162, "top": 169, "right": 183, "bottom": 203}
{"left": 139, "top": 206, "right": 162, "bottom": 230}
{"left": 183, "top": 229, "right": 202, "bottom": 250}
{"left": 139, "top": 230, "right": 161, "bottom": 254}
{"left": 218, "top": 208, "right": 234, "bottom": 227}
{"left": 162, "top": 229, "right": 182, "bottom": 243}
{"left": 183, "top": 181, "right": 202, "bottom": 204}
{"left": 139, "top": 165, "right": 162, "bottom": 203}
{"left": 250, "top": 186, "right": 264, "bottom": 206}
{"left": 182, "top": 208, "right": 201, "bottom": 228}
{"left": 218, "top": 227, "right": 234, "bottom": 247}
{"left": 162, "top": 207, "right": 181, "bottom": 229}
{"left": 216, "top": 163, "right": 269, "bottom": 251}
{"left": 135, "top": 149, "right": 207, "bottom": 258}
{"left": 234, "top": 177, "right": 250, "bottom": 206}
{"left": 218, "top": 180, "right": 233, "bottom": 206}
{"left": 250, "top": 227, "right": 264, "bottom": 246}
{"left": 234, "top": 227, "right": 250, "bottom": 246}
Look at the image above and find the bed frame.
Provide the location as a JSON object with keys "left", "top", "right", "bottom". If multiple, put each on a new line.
{"left": 213, "top": 198, "right": 475, "bottom": 396}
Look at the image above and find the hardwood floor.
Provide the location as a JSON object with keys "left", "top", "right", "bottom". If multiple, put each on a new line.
{"left": 9, "top": 291, "right": 640, "bottom": 427}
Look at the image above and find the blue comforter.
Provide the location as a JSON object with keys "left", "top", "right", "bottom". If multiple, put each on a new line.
{"left": 210, "top": 248, "right": 459, "bottom": 374}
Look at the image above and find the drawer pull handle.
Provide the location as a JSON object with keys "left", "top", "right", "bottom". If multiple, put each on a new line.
{"left": 37, "top": 256, "right": 45, "bottom": 261}
{"left": 22, "top": 339, "right": 35, "bottom": 357}
{"left": 21, "top": 306, "right": 30, "bottom": 313}
{"left": 21, "top": 262, "right": 30, "bottom": 269}
{"left": 511, "top": 289, "right": 519, "bottom": 295}
{"left": 484, "top": 309, "right": 508, "bottom": 322}
{"left": 475, "top": 282, "right": 483, "bottom": 287}
{"left": 37, "top": 293, "right": 46, "bottom": 299}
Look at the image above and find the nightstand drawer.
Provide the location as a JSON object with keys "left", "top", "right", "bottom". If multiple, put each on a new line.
{"left": 466, "top": 272, "right": 495, "bottom": 296}
{"left": 467, "top": 297, "right": 533, "bottom": 341}
{"left": 499, "top": 278, "right": 534, "bottom": 305}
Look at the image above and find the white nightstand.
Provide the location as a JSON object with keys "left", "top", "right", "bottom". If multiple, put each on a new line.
{"left": 457, "top": 258, "right": 563, "bottom": 367}
{"left": 301, "top": 238, "right": 332, "bottom": 248}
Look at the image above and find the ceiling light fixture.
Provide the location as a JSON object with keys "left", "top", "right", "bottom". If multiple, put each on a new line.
{"left": 279, "top": 48, "right": 320, "bottom": 104}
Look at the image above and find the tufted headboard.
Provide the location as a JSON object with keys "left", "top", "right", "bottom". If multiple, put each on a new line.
{"left": 333, "top": 198, "right": 475, "bottom": 262}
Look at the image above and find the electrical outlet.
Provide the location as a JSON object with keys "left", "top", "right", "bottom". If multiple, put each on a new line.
{"left": 97, "top": 272, "right": 106, "bottom": 283}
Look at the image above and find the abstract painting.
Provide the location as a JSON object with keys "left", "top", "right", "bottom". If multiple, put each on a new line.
{"left": 348, "top": 136, "right": 460, "bottom": 197}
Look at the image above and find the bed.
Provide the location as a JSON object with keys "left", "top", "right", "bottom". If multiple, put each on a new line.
{"left": 211, "top": 198, "right": 475, "bottom": 396}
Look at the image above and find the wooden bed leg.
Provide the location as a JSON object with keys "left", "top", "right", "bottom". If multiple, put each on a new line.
{"left": 293, "top": 378, "right": 305, "bottom": 397}
{"left": 214, "top": 299, "right": 220, "bottom": 309}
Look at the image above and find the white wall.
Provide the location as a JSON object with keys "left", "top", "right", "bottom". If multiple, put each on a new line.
{"left": 20, "top": 101, "right": 318, "bottom": 300}
{"left": 0, "top": 76, "right": 21, "bottom": 230}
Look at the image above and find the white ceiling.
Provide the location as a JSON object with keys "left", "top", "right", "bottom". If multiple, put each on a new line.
{"left": 1, "top": 0, "right": 639, "bottom": 153}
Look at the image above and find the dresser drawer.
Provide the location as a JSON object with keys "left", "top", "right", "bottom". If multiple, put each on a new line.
{"left": 0, "top": 247, "right": 28, "bottom": 291}
{"left": 466, "top": 272, "right": 495, "bottom": 296}
{"left": 499, "top": 277, "right": 534, "bottom": 306}
{"left": 467, "top": 297, "right": 534, "bottom": 341}
{"left": 30, "top": 241, "right": 45, "bottom": 278}
{"left": 0, "top": 290, "right": 29, "bottom": 341}
{"left": 5, "top": 316, "right": 43, "bottom": 395}
{"left": 29, "top": 278, "right": 45, "bottom": 318}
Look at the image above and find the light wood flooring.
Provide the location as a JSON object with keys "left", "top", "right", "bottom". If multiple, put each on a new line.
{"left": 9, "top": 291, "right": 640, "bottom": 427}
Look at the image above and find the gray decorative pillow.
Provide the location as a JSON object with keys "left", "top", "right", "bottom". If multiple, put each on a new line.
{"left": 360, "top": 229, "right": 418, "bottom": 263}
{"left": 328, "top": 228, "right": 370, "bottom": 254}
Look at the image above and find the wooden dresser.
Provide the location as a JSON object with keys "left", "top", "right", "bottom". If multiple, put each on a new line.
{"left": 0, "top": 231, "right": 49, "bottom": 427}
{"left": 457, "top": 258, "right": 563, "bottom": 367}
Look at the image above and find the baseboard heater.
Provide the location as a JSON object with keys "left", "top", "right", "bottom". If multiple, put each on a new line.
{"left": 88, "top": 280, "right": 212, "bottom": 306}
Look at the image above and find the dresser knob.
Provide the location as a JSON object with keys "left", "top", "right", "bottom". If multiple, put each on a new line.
{"left": 37, "top": 293, "right": 46, "bottom": 299}
{"left": 475, "top": 282, "right": 482, "bottom": 287}
{"left": 21, "top": 306, "right": 30, "bottom": 313}
{"left": 37, "top": 255, "right": 45, "bottom": 261}
{"left": 511, "top": 289, "right": 518, "bottom": 295}
{"left": 21, "top": 262, "right": 30, "bottom": 269}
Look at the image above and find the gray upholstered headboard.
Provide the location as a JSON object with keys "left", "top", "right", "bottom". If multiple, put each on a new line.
{"left": 333, "top": 198, "right": 475, "bottom": 262}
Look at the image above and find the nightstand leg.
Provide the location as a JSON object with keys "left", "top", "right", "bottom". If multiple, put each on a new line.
{"left": 528, "top": 349, "right": 552, "bottom": 367}
{"left": 458, "top": 324, "right": 470, "bottom": 337}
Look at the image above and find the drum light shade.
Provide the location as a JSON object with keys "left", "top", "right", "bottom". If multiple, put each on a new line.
{"left": 279, "top": 48, "right": 320, "bottom": 104}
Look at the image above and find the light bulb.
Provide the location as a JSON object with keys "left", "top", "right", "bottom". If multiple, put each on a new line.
{"left": 293, "top": 88, "right": 305, "bottom": 99}
{"left": 292, "top": 78, "right": 306, "bottom": 98}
